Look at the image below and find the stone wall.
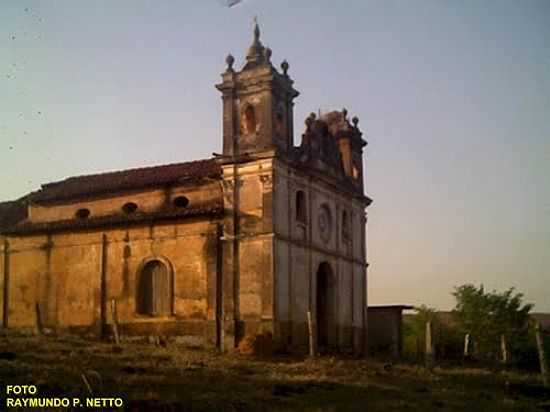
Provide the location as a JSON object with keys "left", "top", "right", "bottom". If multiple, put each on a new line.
{"left": 0, "top": 217, "right": 222, "bottom": 346}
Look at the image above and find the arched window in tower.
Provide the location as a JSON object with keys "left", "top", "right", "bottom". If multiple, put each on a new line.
{"left": 342, "top": 210, "right": 350, "bottom": 241}
{"left": 243, "top": 105, "right": 257, "bottom": 135}
{"left": 296, "top": 190, "right": 307, "bottom": 223}
{"left": 136, "top": 259, "right": 172, "bottom": 316}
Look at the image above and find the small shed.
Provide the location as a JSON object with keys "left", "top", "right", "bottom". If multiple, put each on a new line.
{"left": 531, "top": 313, "right": 550, "bottom": 331}
{"left": 368, "top": 305, "right": 413, "bottom": 358}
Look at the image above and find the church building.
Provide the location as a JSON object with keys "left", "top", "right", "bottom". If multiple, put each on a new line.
{"left": 0, "top": 23, "right": 372, "bottom": 353}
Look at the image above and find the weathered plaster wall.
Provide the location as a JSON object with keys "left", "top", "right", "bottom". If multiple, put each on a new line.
{"left": 4, "top": 235, "right": 48, "bottom": 329}
{"left": 0, "top": 236, "right": 5, "bottom": 325}
{"left": 51, "top": 232, "right": 102, "bottom": 329}
{"left": 221, "top": 157, "right": 275, "bottom": 349}
{"left": 1, "top": 218, "right": 221, "bottom": 345}
{"left": 272, "top": 160, "right": 368, "bottom": 353}
{"left": 2, "top": 155, "right": 367, "bottom": 354}
{"left": 29, "top": 182, "right": 221, "bottom": 223}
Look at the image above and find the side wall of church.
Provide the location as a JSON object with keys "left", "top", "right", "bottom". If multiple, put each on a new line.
{"left": 0, "top": 218, "right": 222, "bottom": 346}
{"left": 273, "top": 160, "right": 368, "bottom": 353}
{"left": 28, "top": 181, "right": 220, "bottom": 224}
{"left": 220, "top": 157, "right": 275, "bottom": 350}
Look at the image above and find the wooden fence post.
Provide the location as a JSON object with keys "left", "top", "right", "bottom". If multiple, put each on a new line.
{"left": 35, "top": 302, "right": 43, "bottom": 335}
{"left": 307, "top": 310, "right": 315, "bottom": 357}
{"left": 463, "top": 333, "right": 470, "bottom": 358}
{"left": 500, "top": 334, "right": 508, "bottom": 365}
{"left": 425, "top": 321, "right": 434, "bottom": 369}
{"left": 535, "top": 322, "right": 548, "bottom": 387}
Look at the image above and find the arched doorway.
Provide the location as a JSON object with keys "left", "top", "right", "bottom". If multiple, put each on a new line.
{"left": 136, "top": 259, "right": 172, "bottom": 316}
{"left": 316, "top": 262, "right": 334, "bottom": 348}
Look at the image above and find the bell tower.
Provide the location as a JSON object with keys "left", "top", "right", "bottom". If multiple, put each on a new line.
{"left": 216, "top": 20, "right": 299, "bottom": 157}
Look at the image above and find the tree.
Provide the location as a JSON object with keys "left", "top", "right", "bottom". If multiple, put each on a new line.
{"left": 452, "top": 284, "right": 533, "bottom": 362}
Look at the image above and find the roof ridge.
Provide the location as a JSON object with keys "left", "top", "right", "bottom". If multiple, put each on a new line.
{"left": 42, "top": 157, "right": 217, "bottom": 189}
{"left": 30, "top": 157, "right": 222, "bottom": 204}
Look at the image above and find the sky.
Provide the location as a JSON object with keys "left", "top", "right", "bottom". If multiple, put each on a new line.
{"left": 1, "top": 0, "right": 549, "bottom": 311}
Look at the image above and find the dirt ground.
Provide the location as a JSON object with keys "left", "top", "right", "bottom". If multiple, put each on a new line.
{"left": 0, "top": 332, "right": 549, "bottom": 412}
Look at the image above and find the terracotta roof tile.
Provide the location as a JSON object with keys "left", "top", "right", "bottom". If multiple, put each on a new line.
{"left": 0, "top": 198, "right": 28, "bottom": 232}
{"left": 31, "top": 158, "right": 222, "bottom": 204}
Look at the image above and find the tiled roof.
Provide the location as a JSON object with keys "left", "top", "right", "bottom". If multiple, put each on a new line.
{"left": 3, "top": 199, "right": 223, "bottom": 235}
{"left": 368, "top": 305, "right": 414, "bottom": 311}
{"left": 31, "top": 158, "right": 222, "bottom": 204}
{"left": 0, "top": 198, "right": 28, "bottom": 232}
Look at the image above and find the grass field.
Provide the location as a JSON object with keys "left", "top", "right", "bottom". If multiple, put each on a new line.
{"left": 0, "top": 332, "right": 549, "bottom": 411}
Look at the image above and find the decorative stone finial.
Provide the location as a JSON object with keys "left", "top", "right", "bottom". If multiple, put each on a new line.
{"left": 253, "top": 16, "right": 260, "bottom": 42}
{"left": 281, "top": 59, "right": 289, "bottom": 75}
{"left": 264, "top": 47, "right": 272, "bottom": 63}
{"left": 225, "top": 53, "right": 235, "bottom": 72}
{"left": 244, "top": 16, "right": 266, "bottom": 67}
{"left": 352, "top": 116, "right": 359, "bottom": 127}
{"left": 305, "top": 112, "right": 316, "bottom": 129}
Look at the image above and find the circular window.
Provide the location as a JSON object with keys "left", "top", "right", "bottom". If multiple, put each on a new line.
{"left": 122, "top": 202, "right": 138, "bottom": 214}
{"left": 318, "top": 204, "right": 332, "bottom": 243}
{"left": 75, "top": 208, "right": 91, "bottom": 219}
{"left": 173, "top": 196, "right": 189, "bottom": 208}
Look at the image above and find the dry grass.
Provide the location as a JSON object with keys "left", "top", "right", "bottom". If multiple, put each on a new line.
{"left": 0, "top": 332, "right": 548, "bottom": 411}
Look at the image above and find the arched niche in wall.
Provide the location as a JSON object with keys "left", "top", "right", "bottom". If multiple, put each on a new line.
{"left": 241, "top": 104, "right": 257, "bottom": 135}
{"left": 296, "top": 190, "right": 307, "bottom": 223}
{"left": 342, "top": 210, "right": 350, "bottom": 241}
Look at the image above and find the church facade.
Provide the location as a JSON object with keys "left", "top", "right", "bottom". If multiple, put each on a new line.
{"left": 0, "top": 24, "right": 372, "bottom": 353}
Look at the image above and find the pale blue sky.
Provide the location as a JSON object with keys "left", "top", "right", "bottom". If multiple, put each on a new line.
{"left": 1, "top": 0, "right": 549, "bottom": 311}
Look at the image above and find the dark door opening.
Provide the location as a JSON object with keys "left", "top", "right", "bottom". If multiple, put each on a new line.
{"left": 316, "top": 262, "right": 333, "bottom": 348}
